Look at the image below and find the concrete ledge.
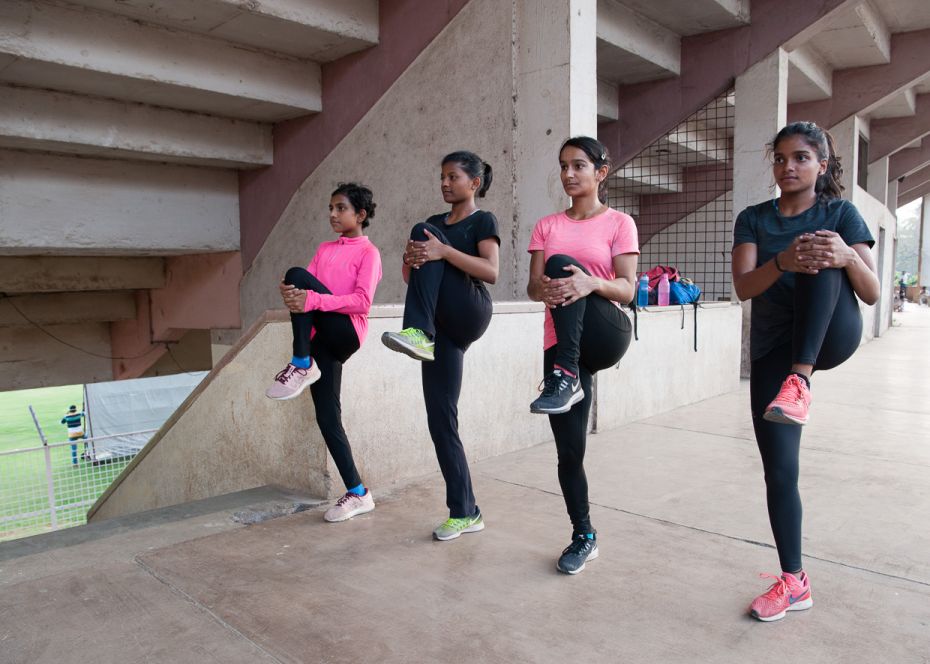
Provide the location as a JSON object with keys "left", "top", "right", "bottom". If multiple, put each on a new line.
{"left": 91, "top": 302, "right": 743, "bottom": 522}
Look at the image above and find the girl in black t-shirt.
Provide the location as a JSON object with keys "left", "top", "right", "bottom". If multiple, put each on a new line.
{"left": 732, "top": 122, "right": 879, "bottom": 622}
{"left": 382, "top": 151, "right": 500, "bottom": 541}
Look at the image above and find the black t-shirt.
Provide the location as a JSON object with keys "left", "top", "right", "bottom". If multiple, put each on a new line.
{"left": 425, "top": 210, "right": 500, "bottom": 285}
{"left": 733, "top": 197, "right": 874, "bottom": 361}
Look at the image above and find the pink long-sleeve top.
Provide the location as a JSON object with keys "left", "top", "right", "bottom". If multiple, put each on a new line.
{"left": 303, "top": 235, "right": 382, "bottom": 344}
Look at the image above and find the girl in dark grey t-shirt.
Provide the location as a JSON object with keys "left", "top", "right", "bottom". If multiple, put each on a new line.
{"left": 732, "top": 122, "right": 880, "bottom": 622}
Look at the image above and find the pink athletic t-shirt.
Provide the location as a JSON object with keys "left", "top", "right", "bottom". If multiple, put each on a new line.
{"left": 527, "top": 208, "right": 639, "bottom": 349}
{"left": 302, "top": 235, "right": 382, "bottom": 344}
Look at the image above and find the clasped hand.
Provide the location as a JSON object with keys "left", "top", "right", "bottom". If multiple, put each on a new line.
{"left": 403, "top": 230, "right": 446, "bottom": 269}
{"left": 279, "top": 281, "right": 307, "bottom": 313}
{"left": 781, "top": 230, "right": 854, "bottom": 274}
{"left": 540, "top": 265, "right": 594, "bottom": 308}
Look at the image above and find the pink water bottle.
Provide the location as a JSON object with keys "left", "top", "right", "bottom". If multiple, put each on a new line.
{"left": 658, "top": 273, "right": 670, "bottom": 306}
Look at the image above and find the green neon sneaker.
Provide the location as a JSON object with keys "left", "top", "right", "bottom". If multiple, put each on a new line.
{"left": 381, "top": 328, "right": 435, "bottom": 361}
{"left": 432, "top": 512, "right": 485, "bottom": 541}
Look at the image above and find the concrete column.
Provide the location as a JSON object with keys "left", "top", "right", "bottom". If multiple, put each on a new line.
{"left": 888, "top": 178, "right": 899, "bottom": 211}
{"left": 921, "top": 195, "right": 930, "bottom": 288}
{"left": 831, "top": 114, "right": 864, "bottom": 200}
{"left": 868, "top": 157, "right": 890, "bottom": 207}
{"left": 733, "top": 48, "right": 788, "bottom": 376}
{"left": 513, "top": 0, "right": 598, "bottom": 286}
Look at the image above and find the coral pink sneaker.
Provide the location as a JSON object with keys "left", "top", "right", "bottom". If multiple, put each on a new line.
{"left": 264, "top": 362, "right": 320, "bottom": 400}
{"left": 324, "top": 490, "right": 375, "bottom": 522}
{"left": 749, "top": 571, "right": 813, "bottom": 622}
{"left": 763, "top": 374, "right": 811, "bottom": 425}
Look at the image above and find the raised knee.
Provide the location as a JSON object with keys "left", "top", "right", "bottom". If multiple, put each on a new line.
{"left": 284, "top": 266, "right": 307, "bottom": 285}
{"left": 410, "top": 222, "right": 433, "bottom": 241}
{"left": 545, "top": 254, "right": 578, "bottom": 279}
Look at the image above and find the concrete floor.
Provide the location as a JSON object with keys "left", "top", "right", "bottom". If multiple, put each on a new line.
{"left": 2, "top": 308, "right": 929, "bottom": 664}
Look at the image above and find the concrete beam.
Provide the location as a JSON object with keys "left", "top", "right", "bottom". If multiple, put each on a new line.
{"left": 870, "top": 95, "right": 930, "bottom": 161}
{"left": 810, "top": 0, "right": 890, "bottom": 68}
{"left": 0, "top": 151, "right": 239, "bottom": 255}
{"left": 0, "top": 257, "right": 165, "bottom": 294}
{"left": 788, "top": 45, "right": 833, "bottom": 102}
{"left": 870, "top": 87, "right": 916, "bottom": 120}
{"left": 0, "top": 322, "right": 114, "bottom": 390}
{"left": 0, "top": 86, "right": 273, "bottom": 169}
{"left": 596, "top": 0, "right": 680, "bottom": 84}
{"left": 597, "top": 79, "right": 619, "bottom": 122}
{"left": 151, "top": 253, "right": 242, "bottom": 340}
{"left": 899, "top": 164, "right": 930, "bottom": 198}
{"left": 609, "top": 0, "right": 749, "bottom": 36}
{"left": 888, "top": 141, "right": 930, "bottom": 181}
{"left": 898, "top": 180, "right": 930, "bottom": 210}
{"left": 0, "top": 0, "right": 322, "bottom": 122}
{"left": 75, "top": 0, "right": 379, "bottom": 62}
{"left": 787, "top": 28, "right": 930, "bottom": 128}
{"left": 601, "top": 0, "right": 850, "bottom": 169}
{"left": 0, "top": 291, "right": 136, "bottom": 327}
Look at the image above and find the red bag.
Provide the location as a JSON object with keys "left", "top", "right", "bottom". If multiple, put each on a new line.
{"left": 639, "top": 265, "right": 680, "bottom": 289}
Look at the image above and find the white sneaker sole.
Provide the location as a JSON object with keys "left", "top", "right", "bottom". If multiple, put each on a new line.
{"left": 381, "top": 332, "right": 434, "bottom": 361}
{"left": 751, "top": 597, "right": 813, "bottom": 622}
{"left": 324, "top": 501, "right": 375, "bottom": 523}
{"left": 433, "top": 520, "right": 485, "bottom": 541}
{"left": 530, "top": 388, "right": 585, "bottom": 415}
{"left": 763, "top": 407, "right": 808, "bottom": 426}
{"left": 265, "top": 363, "right": 321, "bottom": 400}
{"left": 557, "top": 546, "right": 599, "bottom": 575}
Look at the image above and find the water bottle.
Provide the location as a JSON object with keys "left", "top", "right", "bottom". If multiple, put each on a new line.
{"left": 658, "top": 273, "right": 670, "bottom": 306}
{"left": 637, "top": 274, "right": 649, "bottom": 308}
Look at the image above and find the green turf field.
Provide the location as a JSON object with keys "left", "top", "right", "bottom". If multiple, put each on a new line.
{"left": 0, "top": 384, "right": 130, "bottom": 541}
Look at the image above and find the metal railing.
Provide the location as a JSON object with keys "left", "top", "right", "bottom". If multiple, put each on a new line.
{"left": 0, "top": 429, "right": 156, "bottom": 542}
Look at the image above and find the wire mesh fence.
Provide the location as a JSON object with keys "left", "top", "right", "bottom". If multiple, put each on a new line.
{"left": 607, "top": 90, "right": 736, "bottom": 302}
{"left": 0, "top": 430, "right": 155, "bottom": 542}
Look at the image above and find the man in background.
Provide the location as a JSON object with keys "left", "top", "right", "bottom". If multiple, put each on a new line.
{"left": 61, "top": 405, "right": 85, "bottom": 465}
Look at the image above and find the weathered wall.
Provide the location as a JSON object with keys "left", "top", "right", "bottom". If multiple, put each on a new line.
{"left": 597, "top": 303, "right": 742, "bottom": 430}
{"left": 0, "top": 150, "right": 239, "bottom": 255}
{"left": 0, "top": 322, "right": 112, "bottom": 390}
{"left": 240, "top": 0, "right": 515, "bottom": 328}
{"left": 852, "top": 185, "right": 896, "bottom": 340}
{"left": 90, "top": 302, "right": 744, "bottom": 521}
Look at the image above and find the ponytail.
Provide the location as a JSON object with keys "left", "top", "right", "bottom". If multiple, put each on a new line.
{"left": 441, "top": 150, "right": 493, "bottom": 198}
{"left": 770, "top": 121, "right": 844, "bottom": 201}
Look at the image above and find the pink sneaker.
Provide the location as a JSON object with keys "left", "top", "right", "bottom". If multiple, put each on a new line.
{"left": 264, "top": 362, "right": 320, "bottom": 400}
{"left": 763, "top": 374, "right": 811, "bottom": 425}
{"left": 324, "top": 490, "right": 375, "bottom": 522}
{"left": 749, "top": 571, "right": 813, "bottom": 622}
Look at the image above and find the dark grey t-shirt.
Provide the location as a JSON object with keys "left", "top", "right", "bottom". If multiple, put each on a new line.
{"left": 733, "top": 198, "right": 874, "bottom": 361}
{"left": 425, "top": 210, "right": 500, "bottom": 287}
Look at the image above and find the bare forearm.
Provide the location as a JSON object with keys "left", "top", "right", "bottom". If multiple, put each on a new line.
{"left": 440, "top": 245, "right": 498, "bottom": 284}
{"left": 592, "top": 277, "right": 635, "bottom": 305}
{"left": 733, "top": 257, "right": 783, "bottom": 300}
{"left": 844, "top": 251, "right": 880, "bottom": 305}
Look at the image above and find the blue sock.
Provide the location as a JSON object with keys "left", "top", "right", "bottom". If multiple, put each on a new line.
{"left": 347, "top": 483, "right": 366, "bottom": 496}
{"left": 291, "top": 355, "right": 311, "bottom": 369}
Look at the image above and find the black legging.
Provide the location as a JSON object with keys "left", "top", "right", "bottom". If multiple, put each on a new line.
{"left": 284, "top": 267, "right": 363, "bottom": 491}
{"left": 404, "top": 222, "right": 493, "bottom": 518}
{"left": 544, "top": 254, "right": 633, "bottom": 534}
{"left": 750, "top": 267, "right": 862, "bottom": 572}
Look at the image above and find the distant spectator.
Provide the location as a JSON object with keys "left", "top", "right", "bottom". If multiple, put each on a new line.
{"left": 899, "top": 272, "right": 909, "bottom": 301}
{"left": 60, "top": 405, "right": 85, "bottom": 465}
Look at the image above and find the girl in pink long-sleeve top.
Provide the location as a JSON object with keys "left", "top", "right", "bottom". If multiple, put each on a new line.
{"left": 265, "top": 183, "right": 383, "bottom": 523}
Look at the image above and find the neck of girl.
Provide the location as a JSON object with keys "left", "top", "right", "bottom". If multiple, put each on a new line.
{"left": 567, "top": 192, "right": 606, "bottom": 220}
{"left": 341, "top": 228, "right": 363, "bottom": 238}
{"left": 776, "top": 189, "right": 818, "bottom": 217}
{"left": 447, "top": 199, "right": 478, "bottom": 224}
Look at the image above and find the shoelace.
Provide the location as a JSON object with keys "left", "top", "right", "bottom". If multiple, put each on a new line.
{"left": 442, "top": 516, "right": 471, "bottom": 529}
{"left": 335, "top": 492, "right": 358, "bottom": 506}
{"left": 777, "top": 376, "right": 805, "bottom": 404}
{"left": 274, "top": 365, "right": 299, "bottom": 385}
{"left": 758, "top": 573, "right": 789, "bottom": 600}
{"left": 563, "top": 536, "right": 593, "bottom": 556}
{"left": 539, "top": 371, "right": 568, "bottom": 397}
{"left": 400, "top": 328, "right": 427, "bottom": 344}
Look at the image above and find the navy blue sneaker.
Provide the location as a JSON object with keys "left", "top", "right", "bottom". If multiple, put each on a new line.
{"left": 557, "top": 532, "right": 598, "bottom": 574}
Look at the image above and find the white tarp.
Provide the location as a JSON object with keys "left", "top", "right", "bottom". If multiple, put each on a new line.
{"left": 84, "top": 371, "right": 207, "bottom": 461}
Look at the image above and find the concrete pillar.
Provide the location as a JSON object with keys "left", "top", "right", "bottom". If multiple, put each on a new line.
{"left": 733, "top": 48, "right": 788, "bottom": 376}
{"left": 513, "top": 0, "right": 598, "bottom": 286}
{"left": 888, "top": 177, "right": 899, "bottom": 211}
{"left": 868, "top": 157, "right": 890, "bottom": 207}
{"left": 831, "top": 114, "right": 864, "bottom": 199}
{"left": 921, "top": 195, "right": 930, "bottom": 288}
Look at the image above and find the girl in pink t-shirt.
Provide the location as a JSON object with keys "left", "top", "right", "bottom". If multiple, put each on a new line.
{"left": 526, "top": 136, "right": 639, "bottom": 574}
{"left": 265, "top": 183, "right": 383, "bottom": 524}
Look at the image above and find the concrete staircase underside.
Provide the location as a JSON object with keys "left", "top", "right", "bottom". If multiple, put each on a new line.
{"left": 0, "top": 0, "right": 380, "bottom": 385}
